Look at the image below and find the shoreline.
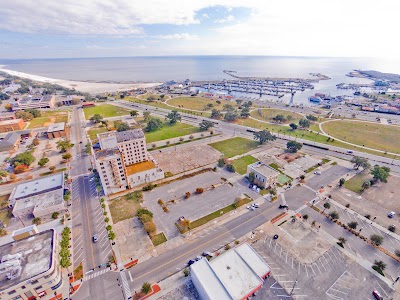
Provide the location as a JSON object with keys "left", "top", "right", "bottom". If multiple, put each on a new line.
{"left": 0, "top": 67, "right": 162, "bottom": 94}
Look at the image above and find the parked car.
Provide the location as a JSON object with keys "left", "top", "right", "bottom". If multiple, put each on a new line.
{"left": 202, "top": 251, "right": 214, "bottom": 257}
{"left": 388, "top": 211, "right": 396, "bottom": 218}
{"left": 372, "top": 290, "right": 383, "bottom": 300}
{"left": 347, "top": 150, "right": 354, "bottom": 154}
{"left": 246, "top": 206, "right": 255, "bottom": 211}
{"left": 179, "top": 216, "right": 185, "bottom": 221}
{"left": 92, "top": 235, "right": 98, "bottom": 243}
{"left": 187, "top": 259, "right": 195, "bottom": 266}
{"left": 251, "top": 203, "right": 259, "bottom": 208}
{"left": 279, "top": 204, "right": 289, "bottom": 209}
{"left": 273, "top": 234, "right": 279, "bottom": 240}
{"left": 314, "top": 171, "right": 321, "bottom": 175}
{"left": 195, "top": 256, "right": 203, "bottom": 261}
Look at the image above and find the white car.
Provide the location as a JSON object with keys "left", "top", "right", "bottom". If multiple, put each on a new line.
{"left": 251, "top": 203, "right": 259, "bottom": 208}
{"left": 388, "top": 211, "right": 396, "bottom": 218}
{"left": 314, "top": 171, "right": 321, "bottom": 175}
{"left": 246, "top": 206, "right": 255, "bottom": 211}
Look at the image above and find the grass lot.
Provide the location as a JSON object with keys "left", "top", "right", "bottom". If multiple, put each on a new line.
{"left": 232, "top": 155, "right": 258, "bottom": 174}
{"left": 250, "top": 108, "right": 303, "bottom": 124}
{"left": 39, "top": 168, "right": 67, "bottom": 177}
{"left": 88, "top": 127, "right": 108, "bottom": 141}
{"left": 0, "top": 194, "right": 10, "bottom": 207}
{"left": 178, "top": 198, "right": 252, "bottom": 233}
{"left": 73, "top": 263, "right": 84, "bottom": 281}
{"left": 210, "top": 137, "right": 259, "bottom": 158}
{"left": 109, "top": 191, "right": 143, "bottom": 224}
{"left": 322, "top": 120, "right": 400, "bottom": 153}
{"left": 0, "top": 209, "right": 11, "bottom": 226}
{"left": 344, "top": 172, "right": 371, "bottom": 194}
{"left": 167, "top": 96, "right": 238, "bottom": 111}
{"left": 83, "top": 104, "right": 130, "bottom": 120}
{"left": 151, "top": 232, "right": 167, "bottom": 246}
{"left": 28, "top": 110, "right": 69, "bottom": 129}
{"left": 145, "top": 122, "right": 200, "bottom": 143}
{"left": 278, "top": 174, "right": 291, "bottom": 184}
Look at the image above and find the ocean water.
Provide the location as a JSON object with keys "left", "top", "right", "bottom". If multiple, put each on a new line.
{"left": 1, "top": 56, "right": 399, "bottom": 103}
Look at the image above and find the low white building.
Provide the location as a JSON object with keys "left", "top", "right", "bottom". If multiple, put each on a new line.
{"left": 247, "top": 162, "right": 279, "bottom": 188}
{"left": 9, "top": 173, "right": 65, "bottom": 218}
{"left": 190, "top": 243, "right": 271, "bottom": 300}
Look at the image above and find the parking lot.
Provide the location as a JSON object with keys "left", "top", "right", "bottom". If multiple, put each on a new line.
{"left": 144, "top": 169, "right": 260, "bottom": 239}
{"left": 253, "top": 235, "right": 395, "bottom": 299}
{"left": 306, "top": 165, "right": 350, "bottom": 191}
{"left": 279, "top": 185, "right": 317, "bottom": 211}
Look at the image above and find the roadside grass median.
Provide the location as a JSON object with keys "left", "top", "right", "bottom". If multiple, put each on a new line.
{"left": 151, "top": 232, "right": 167, "bottom": 246}
{"left": 39, "top": 168, "right": 67, "bottom": 177}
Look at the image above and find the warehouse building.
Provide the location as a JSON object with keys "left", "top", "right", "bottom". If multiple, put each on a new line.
{"left": 46, "top": 122, "right": 66, "bottom": 139}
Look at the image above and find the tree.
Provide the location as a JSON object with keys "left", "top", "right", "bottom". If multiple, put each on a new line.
{"left": 130, "top": 110, "right": 138, "bottom": 117}
{"left": 9, "top": 174, "right": 16, "bottom": 181}
{"left": 32, "top": 138, "right": 39, "bottom": 146}
{"left": 329, "top": 211, "right": 339, "bottom": 220}
{"left": 38, "top": 157, "right": 49, "bottom": 167}
{"left": 0, "top": 170, "right": 8, "bottom": 180}
{"left": 351, "top": 156, "right": 370, "bottom": 170}
{"left": 362, "top": 180, "right": 371, "bottom": 191}
{"left": 370, "top": 165, "right": 390, "bottom": 183}
{"left": 116, "top": 122, "right": 130, "bottom": 132}
{"left": 289, "top": 123, "right": 298, "bottom": 130}
{"left": 287, "top": 141, "right": 303, "bottom": 153}
{"left": 240, "top": 107, "right": 250, "bottom": 118}
{"left": 195, "top": 188, "right": 204, "bottom": 194}
{"left": 226, "top": 164, "right": 236, "bottom": 172}
{"left": 217, "top": 158, "right": 225, "bottom": 167}
{"left": 211, "top": 109, "right": 223, "bottom": 119}
{"left": 33, "top": 217, "right": 41, "bottom": 225}
{"left": 338, "top": 237, "right": 346, "bottom": 245}
{"left": 49, "top": 166, "right": 56, "bottom": 172}
{"left": 165, "top": 110, "right": 181, "bottom": 124}
{"left": 143, "top": 222, "right": 156, "bottom": 235}
{"left": 339, "top": 178, "right": 346, "bottom": 186}
{"left": 348, "top": 221, "right": 358, "bottom": 229}
{"left": 299, "top": 119, "right": 310, "bottom": 129}
{"left": 5, "top": 103, "right": 13, "bottom": 111}
{"left": 12, "top": 151, "right": 35, "bottom": 166}
{"left": 272, "top": 114, "right": 286, "bottom": 123}
{"left": 62, "top": 153, "right": 72, "bottom": 161}
{"left": 145, "top": 118, "right": 163, "bottom": 132}
{"left": 253, "top": 130, "right": 276, "bottom": 145}
{"left": 15, "top": 111, "right": 34, "bottom": 121}
{"left": 108, "top": 231, "right": 116, "bottom": 240}
{"left": 306, "top": 115, "right": 318, "bottom": 121}
{"left": 199, "top": 120, "right": 214, "bottom": 131}
{"left": 57, "top": 139, "right": 74, "bottom": 153}
{"left": 242, "top": 101, "right": 253, "bottom": 108}
{"left": 90, "top": 114, "right": 103, "bottom": 123}
{"left": 142, "top": 282, "right": 152, "bottom": 294}
{"left": 25, "top": 108, "right": 41, "bottom": 118}
{"left": 224, "top": 111, "right": 239, "bottom": 122}
{"left": 147, "top": 96, "right": 156, "bottom": 102}
{"left": 52, "top": 212, "right": 59, "bottom": 219}
{"left": 248, "top": 172, "right": 255, "bottom": 184}
{"left": 302, "top": 214, "right": 309, "bottom": 221}
{"left": 370, "top": 234, "right": 384, "bottom": 246}
{"left": 14, "top": 165, "right": 28, "bottom": 174}
{"left": 143, "top": 111, "right": 151, "bottom": 121}
{"left": 223, "top": 104, "right": 234, "bottom": 111}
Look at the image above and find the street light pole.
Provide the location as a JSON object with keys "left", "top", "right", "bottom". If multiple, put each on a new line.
{"left": 290, "top": 279, "right": 298, "bottom": 296}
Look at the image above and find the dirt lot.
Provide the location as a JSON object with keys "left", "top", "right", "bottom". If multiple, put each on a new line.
{"left": 152, "top": 144, "right": 221, "bottom": 175}
{"left": 333, "top": 174, "right": 400, "bottom": 229}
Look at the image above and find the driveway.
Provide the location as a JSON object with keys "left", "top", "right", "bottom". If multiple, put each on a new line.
{"left": 279, "top": 185, "right": 316, "bottom": 211}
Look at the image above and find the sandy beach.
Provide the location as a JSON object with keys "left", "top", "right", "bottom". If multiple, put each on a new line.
{"left": 0, "top": 67, "right": 161, "bottom": 94}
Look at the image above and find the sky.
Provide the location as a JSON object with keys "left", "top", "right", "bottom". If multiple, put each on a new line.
{"left": 0, "top": 0, "right": 399, "bottom": 59}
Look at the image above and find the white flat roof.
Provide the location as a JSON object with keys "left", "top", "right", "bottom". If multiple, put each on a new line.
{"left": 47, "top": 122, "right": 65, "bottom": 132}
{"left": 235, "top": 243, "right": 271, "bottom": 278}
{"left": 13, "top": 189, "right": 63, "bottom": 213}
{"left": 11, "top": 173, "right": 64, "bottom": 201}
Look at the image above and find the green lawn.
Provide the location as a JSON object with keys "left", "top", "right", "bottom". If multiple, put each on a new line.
{"left": 322, "top": 120, "right": 400, "bottom": 153}
{"left": 83, "top": 104, "right": 130, "bottom": 120}
{"left": 168, "top": 96, "right": 238, "bottom": 111}
{"left": 0, "top": 194, "right": 10, "bottom": 207}
{"left": 250, "top": 108, "right": 303, "bottom": 124}
{"left": 344, "top": 172, "right": 371, "bottom": 194}
{"left": 109, "top": 191, "right": 143, "bottom": 224}
{"left": 28, "top": 110, "right": 69, "bottom": 129}
{"left": 144, "top": 122, "right": 200, "bottom": 143}
{"left": 232, "top": 155, "right": 258, "bottom": 174}
{"left": 88, "top": 127, "right": 108, "bottom": 141}
{"left": 210, "top": 137, "right": 259, "bottom": 158}
{"left": 151, "top": 232, "right": 167, "bottom": 246}
{"left": 278, "top": 174, "right": 291, "bottom": 184}
{"left": 0, "top": 209, "right": 11, "bottom": 226}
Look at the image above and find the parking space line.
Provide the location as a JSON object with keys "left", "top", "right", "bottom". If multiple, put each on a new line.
{"left": 314, "top": 263, "right": 322, "bottom": 274}
{"left": 322, "top": 254, "right": 330, "bottom": 265}
{"left": 291, "top": 257, "right": 294, "bottom": 269}
{"left": 319, "top": 258, "right": 327, "bottom": 271}
{"left": 285, "top": 252, "right": 288, "bottom": 263}
{"left": 309, "top": 265, "right": 316, "bottom": 276}
{"left": 298, "top": 262, "right": 301, "bottom": 275}
{"left": 329, "top": 287, "right": 348, "bottom": 295}
{"left": 304, "top": 264, "right": 309, "bottom": 277}
{"left": 329, "top": 248, "right": 339, "bottom": 260}
{"left": 325, "top": 250, "right": 335, "bottom": 263}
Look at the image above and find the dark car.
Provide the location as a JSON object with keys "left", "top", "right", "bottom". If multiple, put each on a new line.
{"left": 372, "top": 290, "right": 383, "bottom": 300}
{"left": 273, "top": 234, "right": 279, "bottom": 240}
{"left": 279, "top": 204, "right": 289, "bottom": 209}
{"left": 187, "top": 259, "right": 195, "bottom": 266}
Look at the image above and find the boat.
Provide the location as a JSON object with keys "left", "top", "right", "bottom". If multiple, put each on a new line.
{"left": 308, "top": 96, "right": 322, "bottom": 103}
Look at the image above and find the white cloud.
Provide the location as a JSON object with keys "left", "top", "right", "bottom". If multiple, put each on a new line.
{"left": 214, "top": 15, "right": 235, "bottom": 23}
{"left": 157, "top": 33, "right": 199, "bottom": 41}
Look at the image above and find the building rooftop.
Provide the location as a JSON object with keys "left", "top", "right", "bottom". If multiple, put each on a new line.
{"left": 115, "top": 129, "right": 144, "bottom": 143}
{"left": 0, "top": 229, "right": 54, "bottom": 292}
{"left": 190, "top": 243, "right": 270, "bottom": 300}
{"left": 0, "top": 132, "right": 21, "bottom": 147}
{"left": 13, "top": 188, "right": 63, "bottom": 214}
{"left": 0, "top": 118, "right": 23, "bottom": 126}
{"left": 125, "top": 160, "right": 156, "bottom": 175}
{"left": 11, "top": 173, "right": 64, "bottom": 201}
{"left": 248, "top": 162, "right": 279, "bottom": 177}
{"left": 94, "top": 147, "right": 121, "bottom": 159}
{"left": 47, "top": 122, "right": 65, "bottom": 132}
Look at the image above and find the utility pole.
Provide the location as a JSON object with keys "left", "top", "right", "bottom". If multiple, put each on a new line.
{"left": 290, "top": 279, "right": 298, "bottom": 296}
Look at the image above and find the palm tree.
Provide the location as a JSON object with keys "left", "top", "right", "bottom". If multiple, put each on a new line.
{"left": 373, "top": 260, "right": 387, "bottom": 271}
{"left": 338, "top": 237, "right": 346, "bottom": 245}
{"left": 323, "top": 202, "right": 331, "bottom": 212}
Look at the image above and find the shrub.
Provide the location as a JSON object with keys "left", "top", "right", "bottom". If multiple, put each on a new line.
{"left": 395, "top": 250, "right": 400, "bottom": 257}
{"left": 370, "top": 234, "right": 384, "bottom": 246}
{"left": 179, "top": 137, "right": 184, "bottom": 142}
{"left": 137, "top": 208, "right": 153, "bottom": 218}
{"left": 104, "top": 217, "right": 110, "bottom": 223}
{"left": 33, "top": 217, "right": 41, "bottom": 225}
{"left": 189, "top": 135, "right": 194, "bottom": 140}
{"left": 32, "top": 138, "right": 40, "bottom": 146}
{"left": 139, "top": 214, "right": 152, "bottom": 223}
{"left": 329, "top": 211, "right": 339, "bottom": 220}
{"left": 14, "top": 164, "right": 29, "bottom": 174}
{"left": 106, "top": 225, "right": 112, "bottom": 231}
{"left": 217, "top": 158, "right": 225, "bottom": 167}
{"left": 142, "top": 282, "right": 151, "bottom": 294}
{"left": 49, "top": 166, "right": 56, "bottom": 172}
{"left": 195, "top": 188, "right": 204, "bottom": 194}
{"left": 388, "top": 225, "right": 396, "bottom": 232}
{"left": 234, "top": 240, "right": 240, "bottom": 245}
{"left": 224, "top": 244, "right": 231, "bottom": 250}
{"left": 226, "top": 164, "right": 236, "bottom": 173}
{"left": 183, "top": 268, "right": 190, "bottom": 277}
{"left": 185, "top": 192, "right": 191, "bottom": 199}
{"left": 348, "top": 221, "right": 358, "bottom": 229}
{"left": 144, "top": 222, "right": 157, "bottom": 235}
{"left": 162, "top": 206, "right": 169, "bottom": 212}
{"left": 52, "top": 212, "right": 59, "bottom": 219}
{"left": 157, "top": 199, "right": 164, "bottom": 205}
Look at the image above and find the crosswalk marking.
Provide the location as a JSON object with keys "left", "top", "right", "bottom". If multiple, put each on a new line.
{"left": 120, "top": 272, "right": 132, "bottom": 300}
{"left": 83, "top": 268, "right": 110, "bottom": 281}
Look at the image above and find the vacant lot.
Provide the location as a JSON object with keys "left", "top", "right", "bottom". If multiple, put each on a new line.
{"left": 322, "top": 120, "right": 400, "bottom": 153}
{"left": 210, "top": 137, "right": 259, "bottom": 158}
{"left": 231, "top": 155, "right": 257, "bottom": 175}
{"left": 145, "top": 122, "right": 199, "bottom": 143}
{"left": 152, "top": 144, "right": 221, "bottom": 175}
{"left": 344, "top": 172, "right": 371, "bottom": 194}
{"left": 167, "top": 96, "right": 238, "bottom": 111}
{"left": 109, "top": 191, "right": 143, "bottom": 224}
{"left": 28, "top": 110, "right": 69, "bottom": 128}
{"left": 250, "top": 108, "right": 303, "bottom": 124}
{"left": 87, "top": 127, "right": 108, "bottom": 141}
{"left": 83, "top": 104, "right": 130, "bottom": 120}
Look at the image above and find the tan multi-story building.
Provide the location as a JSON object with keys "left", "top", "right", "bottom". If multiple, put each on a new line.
{"left": 14, "top": 95, "right": 55, "bottom": 110}
{"left": 0, "top": 227, "right": 63, "bottom": 300}
{"left": 94, "top": 129, "right": 164, "bottom": 195}
{"left": 247, "top": 162, "right": 279, "bottom": 189}
{"left": 0, "top": 119, "right": 25, "bottom": 133}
